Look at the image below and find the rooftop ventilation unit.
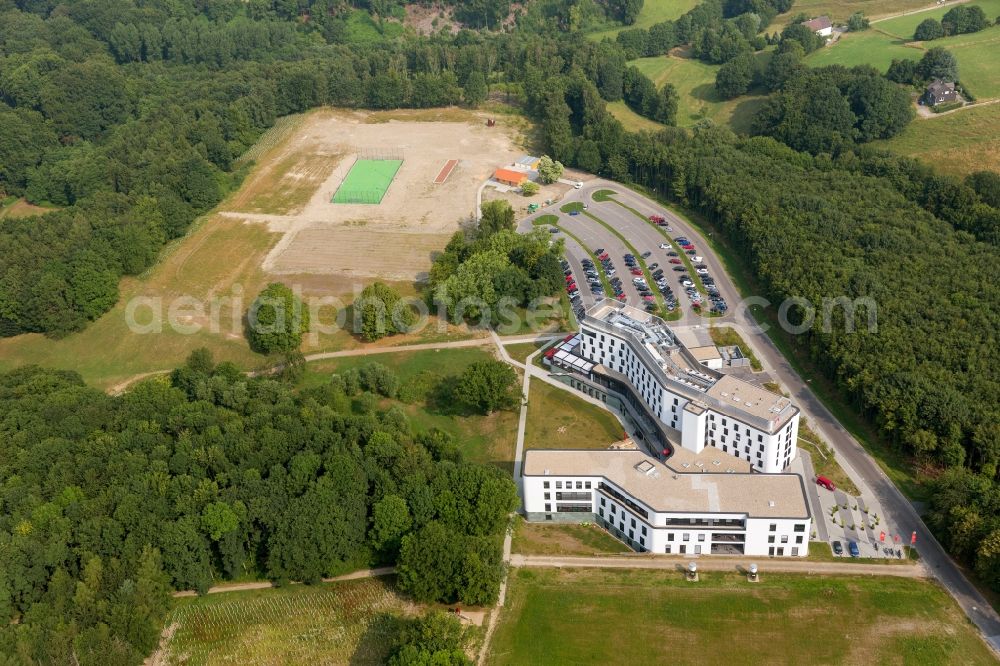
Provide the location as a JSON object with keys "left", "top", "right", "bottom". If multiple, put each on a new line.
{"left": 768, "top": 500, "right": 775, "bottom": 508}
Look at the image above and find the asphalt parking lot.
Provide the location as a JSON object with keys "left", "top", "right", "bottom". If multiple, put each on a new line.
{"left": 522, "top": 197, "right": 731, "bottom": 320}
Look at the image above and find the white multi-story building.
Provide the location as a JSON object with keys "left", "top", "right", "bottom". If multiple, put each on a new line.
{"left": 524, "top": 449, "right": 811, "bottom": 557}
{"left": 572, "top": 302, "right": 799, "bottom": 473}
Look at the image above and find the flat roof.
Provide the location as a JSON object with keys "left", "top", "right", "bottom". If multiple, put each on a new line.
{"left": 705, "top": 375, "right": 794, "bottom": 424}
{"left": 524, "top": 449, "right": 809, "bottom": 519}
{"left": 581, "top": 302, "right": 797, "bottom": 431}
{"left": 688, "top": 345, "right": 722, "bottom": 362}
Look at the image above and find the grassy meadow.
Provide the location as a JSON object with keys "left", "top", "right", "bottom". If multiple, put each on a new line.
{"left": 301, "top": 348, "right": 519, "bottom": 471}
{"left": 490, "top": 567, "right": 997, "bottom": 665}
{"left": 157, "top": 578, "right": 411, "bottom": 665}
{"left": 511, "top": 518, "right": 631, "bottom": 556}
{"left": 587, "top": 0, "right": 702, "bottom": 42}
{"left": 524, "top": 378, "right": 626, "bottom": 450}
{"left": 874, "top": 101, "right": 1000, "bottom": 177}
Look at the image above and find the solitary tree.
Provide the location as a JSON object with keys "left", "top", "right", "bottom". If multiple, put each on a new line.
{"left": 536, "top": 155, "right": 564, "bottom": 184}
{"left": 246, "top": 282, "right": 309, "bottom": 354}
{"left": 846, "top": 12, "right": 869, "bottom": 32}
{"left": 357, "top": 282, "right": 416, "bottom": 341}
{"left": 456, "top": 359, "right": 520, "bottom": 414}
{"left": 521, "top": 180, "right": 540, "bottom": 196}
{"left": 914, "top": 18, "right": 944, "bottom": 41}
{"left": 477, "top": 199, "right": 515, "bottom": 238}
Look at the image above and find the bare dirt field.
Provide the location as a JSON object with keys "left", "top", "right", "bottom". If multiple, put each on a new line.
{"left": 221, "top": 107, "right": 530, "bottom": 281}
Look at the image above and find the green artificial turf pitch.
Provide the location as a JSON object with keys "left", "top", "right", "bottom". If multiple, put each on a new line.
{"left": 331, "top": 158, "right": 403, "bottom": 204}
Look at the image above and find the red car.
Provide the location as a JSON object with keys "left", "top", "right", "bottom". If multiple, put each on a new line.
{"left": 682, "top": 244, "right": 694, "bottom": 251}
{"left": 643, "top": 295, "right": 654, "bottom": 302}
{"left": 566, "top": 275, "right": 574, "bottom": 282}
{"left": 566, "top": 283, "right": 576, "bottom": 291}
{"left": 816, "top": 475, "right": 836, "bottom": 492}
{"left": 649, "top": 214, "right": 665, "bottom": 224}
{"left": 616, "top": 293, "right": 627, "bottom": 301}
{"left": 669, "top": 258, "right": 682, "bottom": 264}
{"left": 630, "top": 268, "right": 643, "bottom": 276}
{"left": 598, "top": 253, "right": 609, "bottom": 260}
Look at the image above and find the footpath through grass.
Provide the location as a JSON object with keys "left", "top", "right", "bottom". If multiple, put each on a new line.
{"left": 491, "top": 568, "right": 996, "bottom": 665}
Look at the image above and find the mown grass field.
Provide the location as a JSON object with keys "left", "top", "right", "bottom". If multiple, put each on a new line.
{"left": 625, "top": 54, "right": 768, "bottom": 130}
{"left": 505, "top": 340, "right": 550, "bottom": 365}
{"left": 490, "top": 568, "right": 997, "bottom": 665}
{"left": 808, "top": 6, "right": 1000, "bottom": 100}
{"left": 772, "top": 0, "right": 946, "bottom": 30}
{"left": 524, "top": 378, "right": 626, "bottom": 450}
{"left": 156, "top": 578, "right": 410, "bottom": 665}
{"left": 587, "top": 0, "right": 702, "bottom": 42}
{"left": 511, "top": 518, "right": 630, "bottom": 556}
{"left": 874, "top": 101, "right": 1000, "bottom": 177}
{"left": 301, "top": 347, "right": 519, "bottom": 471}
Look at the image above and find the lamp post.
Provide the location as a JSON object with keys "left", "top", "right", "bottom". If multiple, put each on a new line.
{"left": 687, "top": 561, "right": 699, "bottom": 582}
{"left": 748, "top": 563, "right": 759, "bottom": 583}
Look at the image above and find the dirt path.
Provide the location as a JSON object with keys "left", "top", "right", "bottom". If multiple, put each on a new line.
{"left": 917, "top": 97, "right": 1000, "bottom": 118}
{"left": 510, "top": 554, "right": 927, "bottom": 578}
{"left": 871, "top": 0, "right": 971, "bottom": 23}
{"left": 106, "top": 332, "right": 562, "bottom": 395}
{"left": 171, "top": 566, "right": 397, "bottom": 598}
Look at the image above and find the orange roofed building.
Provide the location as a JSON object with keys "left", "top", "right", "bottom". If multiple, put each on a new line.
{"left": 494, "top": 167, "right": 528, "bottom": 187}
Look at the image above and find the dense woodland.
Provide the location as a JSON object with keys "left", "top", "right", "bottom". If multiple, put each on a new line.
{"left": 3, "top": 0, "right": 1000, "bottom": 659}
{"left": 0, "top": 356, "right": 517, "bottom": 661}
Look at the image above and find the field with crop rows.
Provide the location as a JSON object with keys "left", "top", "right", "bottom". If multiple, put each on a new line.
{"left": 156, "top": 578, "right": 411, "bottom": 665}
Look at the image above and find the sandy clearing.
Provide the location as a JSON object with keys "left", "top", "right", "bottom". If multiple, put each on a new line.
{"left": 219, "top": 107, "right": 529, "bottom": 281}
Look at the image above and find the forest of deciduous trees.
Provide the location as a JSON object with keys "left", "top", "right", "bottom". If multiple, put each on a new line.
{"left": 0, "top": 355, "right": 517, "bottom": 661}
{"left": 0, "top": 0, "right": 677, "bottom": 338}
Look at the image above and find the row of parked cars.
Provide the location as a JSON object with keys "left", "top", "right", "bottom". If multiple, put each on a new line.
{"left": 621, "top": 252, "right": 659, "bottom": 313}
{"left": 562, "top": 259, "right": 587, "bottom": 320}
{"left": 669, "top": 235, "right": 728, "bottom": 314}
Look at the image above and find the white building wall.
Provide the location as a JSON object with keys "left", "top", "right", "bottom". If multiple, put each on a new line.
{"left": 526, "top": 472, "right": 810, "bottom": 557}
{"left": 578, "top": 323, "right": 799, "bottom": 472}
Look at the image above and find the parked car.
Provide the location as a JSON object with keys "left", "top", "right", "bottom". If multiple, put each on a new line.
{"left": 686, "top": 250, "right": 697, "bottom": 256}
{"left": 815, "top": 475, "right": 835, "bottom": 492}
{"left": 693, "top": 255, "right": 703, "bottom": 262}
{"left": 574, "top": 181, "right": 583, "bottom": 189}
{"left": 649, "top": 263, "right": 659, "bottom": 270}
{"left": 659, "top": 243, "right": 671, "bottom": 249}
{"left": 641, "top": 251, "right": 652, "bottom": 258}
{"left": 832, "top": 541, "right": 843, "bottom": 556}
{"left": 667, "top": 251, "right": 679, "bottom": 256}
{"left": 848, "top": 541, "right": 860, "bottom": 558}
{"left": 669, "top": 258, "right": 682, "bottom": 265}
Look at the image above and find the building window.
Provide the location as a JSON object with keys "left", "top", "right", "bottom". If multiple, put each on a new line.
{"left": 611, "top": 505, "right": 617, "bottom": 514}
{"left": 769, "top": 523, "right": 776, "bottom": 532}
{"left": 758, "top": 434, "right": 763, "bottom": 442}
{"left": 668, "top": 533, "right": 674, "bottom": 542}
{"left": 556, "top": 481, "right": 562, "bottom": 489}
{"left": 792, "top": 547, "right": 799, "bottom": 556}
{"left": 768, "top": 535, "right": 775, "bottom": 544}
{"left": 698, "top": 533, "right": 706, "bottom": 542}
{"left": 630, "top": 518, "right": 636, "bottom": 528}
{"left": 695, "top": 545, "right": 702, "bottom": 554}
{"left": 781, "top": 535, "right": 788, "bottom": 544}
{"left": 585, "top": 481, "right": 592, "bottom": 489}
{"left": 665, "top": 545, "right": 672, "bottom": 554}
{"left": 599, "top": 508, "right": 604, "bottom": 518}
{"left": 641, "top": 526, "right": 647, "bottom": 535}
{"left": 796, "top": 536, "right": 803, "bottom": 544}
{"left": 777, "top": 547, "right": 784, "bottom": 556}
{"left": 600, "top": 497, "right": 606, "bottom": 507}
{"left": 794, "top": 524, "right": 805, "bottom": 532}
{"left": 543, "top": 481, "right": 550, "bottom": 489}
{"left": 557, "top": 503, "right": 592, "bottom": 513}
{"left": 683, "top": 533, "right": 690, "bottom": 542}
{"left": 576, "top": 481, "right": 583, "bottom": 490}
{"left": 546, "top": 515, "right": 553, "bottom": 521}
{"left": 545, "top": 503, "right": 551, "bottom": 512}
{"left": 544, "top": 492, "right": 550, "bottom": 500}
{"left": 628, "top": 530, "right": 634, "bottom": 540}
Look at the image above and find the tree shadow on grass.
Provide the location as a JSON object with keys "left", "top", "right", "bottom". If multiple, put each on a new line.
{"left": 349, "top": 612, "right": 402, "bottom": 666}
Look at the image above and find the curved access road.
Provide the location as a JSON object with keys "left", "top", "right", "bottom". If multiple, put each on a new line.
{"left": 522, "top": 177, "right": 1000, "bottom": 653}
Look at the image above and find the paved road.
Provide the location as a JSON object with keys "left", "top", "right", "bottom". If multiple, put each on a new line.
{"left": 522, "top": 178, "right": 1000, "bottom": 652}
{"left": 511, "top": 554, "right": 926, "bottom": 578}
